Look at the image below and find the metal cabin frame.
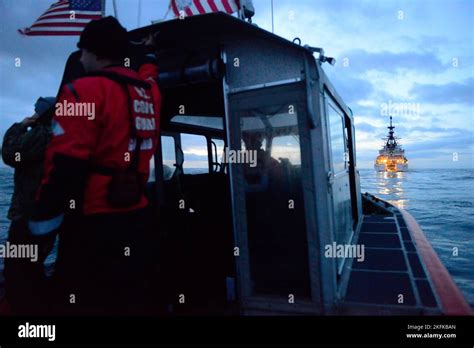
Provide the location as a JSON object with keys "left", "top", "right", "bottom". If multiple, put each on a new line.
{"left": 130, "top": 13, "right": 363, "bottom": 315}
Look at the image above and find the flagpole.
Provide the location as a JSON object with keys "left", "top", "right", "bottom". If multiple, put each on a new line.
{"left": 271, "top": 0, "right": 274, "bottom": 33}
{"left": 163, "top": 2, "right": 171, "bottom": 20}
{"left": 137, "top": 0, "right": 142, "bottom": 27}
{"left": 101, "top": 0, "right": 106, "bottom": 17}
{"left": 112, "top": 0, "right": 118, "bottom": 19}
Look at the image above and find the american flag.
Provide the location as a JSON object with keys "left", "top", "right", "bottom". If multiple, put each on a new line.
{"left": 171, "top": 0, "right": 240, "bottom": 17}
{"left": 18, "top": 0, "right": 103, "bottom": 36}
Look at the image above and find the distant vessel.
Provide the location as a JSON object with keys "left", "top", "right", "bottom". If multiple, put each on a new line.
{"left": 375, "top": 116, "right": 408, "bottom": 172}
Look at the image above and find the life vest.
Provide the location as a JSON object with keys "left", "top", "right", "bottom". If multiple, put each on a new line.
{"left": 37, "top": 65, "right": 161, "bottom": 216}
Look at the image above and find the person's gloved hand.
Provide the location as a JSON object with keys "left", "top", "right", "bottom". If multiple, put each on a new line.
{"left": 21, "top": 113, "right": 39, "bottom": 127}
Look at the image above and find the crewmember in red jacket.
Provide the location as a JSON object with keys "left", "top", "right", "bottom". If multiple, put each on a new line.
{"left": 29, "top": 17, "right": 162, "bottom": 315}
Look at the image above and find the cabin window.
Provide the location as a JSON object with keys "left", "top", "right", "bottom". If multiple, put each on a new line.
{"left": 211, "top": 138, "right": 225, "bottom": 172}
{"left": 181, "top": 133, "right": 209, "bottom": 174}
{"left": 240, "top": 104, "right": 311, "bottom": 299}
{"left": 161, "top": 135, "right": 177, "bottom": 181}
{"left": 328, "top": 103, "right": 347, "bottom": 173}
{"left": 271, "top": 135, "right": 301, "bottom": 166}
{"left": 148, "top": 135, "right": 178, "bottom": 182}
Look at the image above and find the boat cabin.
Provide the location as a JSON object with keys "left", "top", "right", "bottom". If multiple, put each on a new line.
{"left": 130, "top": 12, "right": 368, "bottom": 315}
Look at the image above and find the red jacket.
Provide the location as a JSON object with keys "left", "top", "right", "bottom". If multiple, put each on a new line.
{"left": 35, "top": 64, "right": 161, "bottom": 221}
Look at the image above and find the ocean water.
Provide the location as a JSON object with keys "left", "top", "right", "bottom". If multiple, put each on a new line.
{"left": 0, "top": 167, "right": 14, "bottom": 289}
{"left": 0, "top": 167, "right": 14, "bottom": 238}
{"left": 0, "top": 167, "right": 473, "bottom": 307}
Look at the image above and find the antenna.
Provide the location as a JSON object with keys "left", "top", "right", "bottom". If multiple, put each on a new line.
{"left": 271, "top": 0, "right": 274, "bottom": 33}
{"left": 137, "top": 0, "right": 142, "bottom": 27}
{"left": 100, "top": 0, "right": 106, "bottom": 17}
{"left": 112, "top": 0, "right": 118, "bottom": 19}
{"left": 388, "top": 116, "right": 395, "bottom": 131}
{"left": 163, "top": 1, "right": 171, "bottom": 20}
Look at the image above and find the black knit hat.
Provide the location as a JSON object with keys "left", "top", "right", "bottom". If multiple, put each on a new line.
{"left": 77, "top": 16, "right": 129, "bottom": 60}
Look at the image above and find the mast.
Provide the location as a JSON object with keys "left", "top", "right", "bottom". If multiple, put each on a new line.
{"left": 100, "top": 0, "right": 106, "bottom": 17}
{"left": 271, "top": 0, "right": 274, "bottom": 33}
{"left": 388, "top": 116, "right": 395, "bottom": 138}
{"left": 384, "top": 116, "right": 398, "bottom": 151}
{"left": 112, "top": 0, "right": 118, "bottom": 19}
{"left": 137, "top": 0, "right": 142, "bottom": 27}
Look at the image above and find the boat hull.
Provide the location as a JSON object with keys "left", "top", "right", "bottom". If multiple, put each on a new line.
{"left": 338, "top": 193, "right": 472, "bottom": 315}
{"left": 374, "top": 163, "right": 408, "bottom": 172}
{"left": 399, "top": 208, "right": 472, "bottom": 315}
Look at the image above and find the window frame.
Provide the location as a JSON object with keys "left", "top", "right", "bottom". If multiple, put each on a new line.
{"left": 326, "top": 97, "right": 349, "bottom": 174}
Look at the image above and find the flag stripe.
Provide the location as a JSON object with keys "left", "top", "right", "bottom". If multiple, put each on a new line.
{"left": 38, "top": 13, "right": 101, "bottom": 20}
{"left": 49, "top": 3, "right": 70, "bottom": 10}
{"left": 224, "top": 0, "right": 232, "bottom": 12}
{"left": 39, "top": 10, "right": 102, "bottom": 20}
{"left": 50, "top": 2, "right": 70, "bottom": 8}
{"left": 25, "top": 26, "right": 90, "bottom": 31}
{"left": 32, "top": 20, "right": 99, "bottom": 28}
{"left": 207, "top": 0, "right": 219, "bottom": 13}
{"left": 42, "top": 6, "right": 73, "bottom": 15}
{"left": 185, "top": 7, "right": 194, "bottom": 16}
{"left": 171, "top": 0, "right": 180, "bottom": 16}
{"left": 22, "top": 31, "right": 84, "bottom": 36}
{"left": 221, "top": 0, "right": 233, "bottom": 13}
{"left": 201, "top": 0, "right": 212, "bottom": 13}
{"left": 193, "top": 0, "right": 206, "bottom": 14}
{"left": 35, "top": 16, "right": 100, "bottom": 24}
{"left": 232, "top": 0, "right": 239, "bottom": 11}
{"left": 45, "top": 5, "right": 70, "bottom": 13}
{"left": 216, "top": 0, "right": 226, "bottom": 12}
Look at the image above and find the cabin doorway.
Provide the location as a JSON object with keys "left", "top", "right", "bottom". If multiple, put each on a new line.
{"left": 228, "top": 84, "right": 317, "bottom": 314}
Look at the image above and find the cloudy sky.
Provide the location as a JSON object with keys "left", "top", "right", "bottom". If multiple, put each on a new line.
{"left": 0, "top": 0, "right": 473, "bottom": 168}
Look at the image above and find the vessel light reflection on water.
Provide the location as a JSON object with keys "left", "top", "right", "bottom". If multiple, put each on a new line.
{"left": 377, "top": 171, "right": 407, "bottom": 209}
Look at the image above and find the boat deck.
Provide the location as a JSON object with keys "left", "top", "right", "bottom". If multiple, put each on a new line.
{"left": 340, "top": 209, "right": 440, "bottom": 314}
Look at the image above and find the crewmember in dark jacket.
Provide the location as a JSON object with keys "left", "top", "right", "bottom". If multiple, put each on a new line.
{"left": 1, "top": 97, "right": 56, "bottom": 314}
